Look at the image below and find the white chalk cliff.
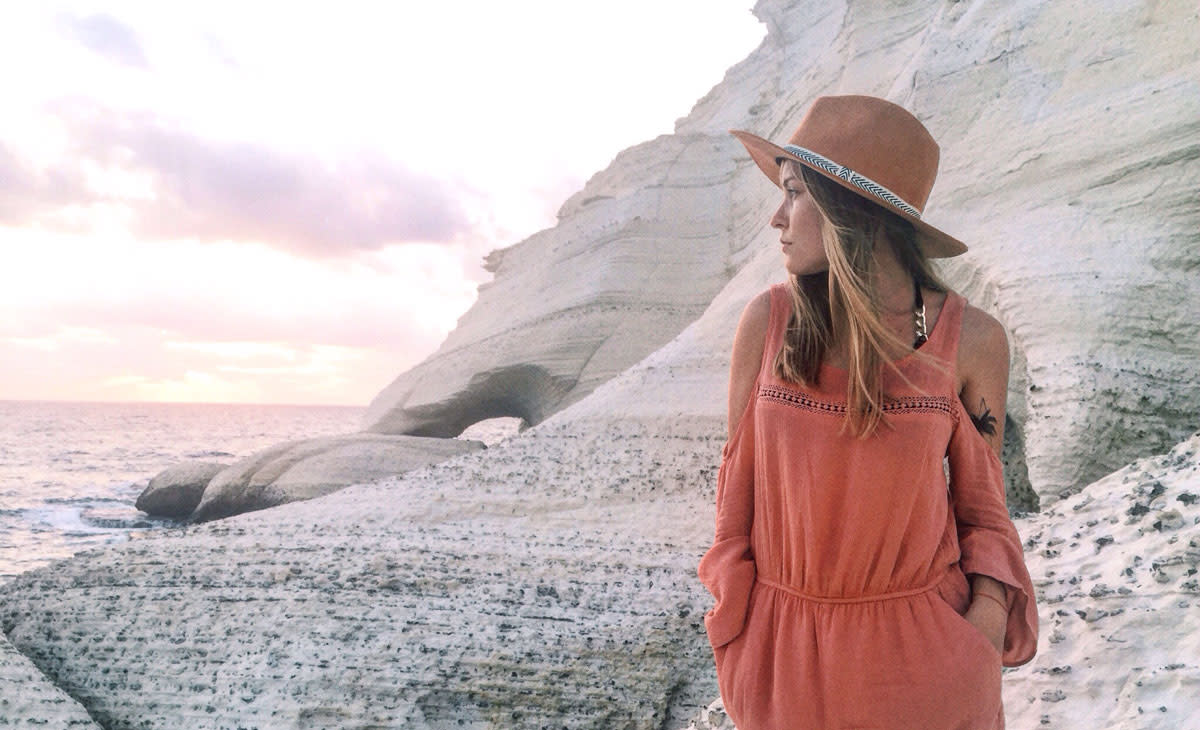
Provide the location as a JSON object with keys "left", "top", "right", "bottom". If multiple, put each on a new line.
{"left": 2, "top": 0, "right": 1198, "bottom": 727}
{"left": 361, "top": 131, "right": 746, "bottom": 439}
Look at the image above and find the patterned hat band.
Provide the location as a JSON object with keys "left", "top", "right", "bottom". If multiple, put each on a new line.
{"left": 779, "top": 144, "right": 921, "bottom": 219}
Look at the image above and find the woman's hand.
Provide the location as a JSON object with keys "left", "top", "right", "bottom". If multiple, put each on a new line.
{"left": 964, "top": 594, "right": 1007, "bottom": 656}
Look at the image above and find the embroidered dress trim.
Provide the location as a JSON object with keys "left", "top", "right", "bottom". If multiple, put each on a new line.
{"left": 759, "top": 384, "right": 956, "bottom": 420}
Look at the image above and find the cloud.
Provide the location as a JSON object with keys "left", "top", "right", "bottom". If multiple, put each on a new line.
{"left": 201, "top": 31, "right": 240, "bottom": 70}
{"left": 41, "top": 296, "right": 452, "bottom": 354}
{"left": 0, "top": 143, "right": 41, "bottom": 223}
{"left": 0, "top": 322, "right": 415, "bottom": 406}
{"left": 56, "top": 13, "right": 149, "bottom": 69}
{"left": 9, "top": 99, "right": 472, "bottom": 257}
{"left": 4, "top": 326, "right": 118, "bottom": 351}
{"left": 0, "top": 141, "right": 89, "bottom": 226}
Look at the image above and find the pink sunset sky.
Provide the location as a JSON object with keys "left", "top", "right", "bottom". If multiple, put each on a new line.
{"left": 0, "top": 2, "right": 762, "bottom": 406}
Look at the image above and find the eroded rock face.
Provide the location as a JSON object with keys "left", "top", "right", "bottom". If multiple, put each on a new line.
{"left": 135, "top": 461, "right": 227, "bottom": 518}
{"left": 367, "top": 0, "right": 1198, "bottom": 508}
{"left": 190, "top": 433, "right": 484, "bottom": 523}
{"left": 538, "top": 0, "right": 1200, "bottom": 508}
{"left": 361, "top": 131, "right": 750, "bottom": 437}
{"left": 1000, "top": 432, "right": 1200, "bottom": 729}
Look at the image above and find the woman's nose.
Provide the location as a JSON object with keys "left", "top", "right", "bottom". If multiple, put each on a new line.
{"left": 770, "top": 201, "right": 786, "bottom": 230}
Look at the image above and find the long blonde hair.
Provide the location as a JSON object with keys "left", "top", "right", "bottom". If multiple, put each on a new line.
{"left": 773, "top": 161, "right": 947, "bottom": 436}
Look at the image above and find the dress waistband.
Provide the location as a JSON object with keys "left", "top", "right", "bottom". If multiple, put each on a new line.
{"left": 756, "top": 571, "right": 947, "bottom": 605}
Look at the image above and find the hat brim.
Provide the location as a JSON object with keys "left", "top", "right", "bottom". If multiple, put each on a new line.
{"left": 729, "top": 129, "right": 968, "bottom": 258}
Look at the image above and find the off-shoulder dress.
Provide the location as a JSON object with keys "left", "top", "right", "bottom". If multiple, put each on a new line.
{"left": 697, "top": 282, "right": 1038, "bottom": 730}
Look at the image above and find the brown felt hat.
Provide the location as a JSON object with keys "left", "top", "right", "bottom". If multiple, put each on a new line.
{"left": 730, "top": 95, "right": 967, "bottom": 258}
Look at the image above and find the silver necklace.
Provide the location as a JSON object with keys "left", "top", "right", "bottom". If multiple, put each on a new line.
{"left": 913, "top": 283, "right": 928, "bottom": 348}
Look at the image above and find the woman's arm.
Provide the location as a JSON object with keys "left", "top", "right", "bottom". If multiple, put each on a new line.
{"left": 956, "top": 304, "right": 1009, "bottom": 456}
{"left": 698, "top": 289, "right": 772, "bottom": 651}
{"left": 956, "top": 304, "right": 1012, "bottom": 654}
{"left": 727, "top": 291, "right": 772, "bottom": 438}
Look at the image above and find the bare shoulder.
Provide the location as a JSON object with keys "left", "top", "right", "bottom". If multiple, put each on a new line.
{"left": 730, "top": 288, "right": 772, "bottom": 375}
{"left": 957, "top": 303, "right": 1009, "bottom": 381}
{"left": 956, "top": 301, "right": 1010, "bottom": 451}
{"left": 737, "top": 289, "right": 772, "bottom": 340}
{"left": 727, "top": 288, "right": 773, "bottom": 437}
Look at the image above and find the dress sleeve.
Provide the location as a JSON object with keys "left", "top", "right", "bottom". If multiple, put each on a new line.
{"left": 696, "top": 383, "right": 758, "bottom": 651}
{"left": 947, "top": 397, "right": 1039, "bottom": 666}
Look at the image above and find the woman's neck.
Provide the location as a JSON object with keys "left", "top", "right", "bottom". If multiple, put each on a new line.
{"left": 870, "top": 238, "right": 916, "bottom": 314}
{"left": 822, "top": 239, "right": 920, "bottom": 368}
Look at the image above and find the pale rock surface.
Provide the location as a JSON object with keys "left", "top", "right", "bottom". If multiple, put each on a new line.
{"left": 0, "top": 419, "right": 723, "bottom": 729}
{"left": 1, "top": 0, "right": 1198, "bottom": 728}
{"left": 190, "top": 433, "right": 484, "bottom": 522}
{"left": 1000, "top": 432, "right": 1200, "bottom": 729}
{"left": 561, "top": 0, "right": 1200, "bottom": 509}
{"left": 0, "top": 633, "right": 100, "bottom": 728}
{"left": 135, "top": 460, "right": 227, "bottom": 518}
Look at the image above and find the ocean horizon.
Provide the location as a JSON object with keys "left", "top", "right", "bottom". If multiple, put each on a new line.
{"left": 0, "top": 398, "right": 369, "bottom": 584}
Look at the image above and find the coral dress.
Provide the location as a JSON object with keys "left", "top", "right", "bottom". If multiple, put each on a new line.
{"left": 697, "top": 283, "right": 1038, "bottom": 730}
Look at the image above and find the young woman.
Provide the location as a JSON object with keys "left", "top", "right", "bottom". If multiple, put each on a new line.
{"left": 697, "top": 95, "right": 1038, "bottom": 729}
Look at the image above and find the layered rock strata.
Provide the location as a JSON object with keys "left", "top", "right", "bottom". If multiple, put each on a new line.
{"left": 5, "top": 417, "right": 1200, "bottom": 728}
{"left": 0, "top": 633, "right": 100, "bottom": 728}
{"left": 371, "top": 0, "right": 1200, "bottom": 508}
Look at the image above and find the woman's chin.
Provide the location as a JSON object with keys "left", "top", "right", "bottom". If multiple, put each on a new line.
{"left": 784, "top": 261, "right": 830, "bottom": 277}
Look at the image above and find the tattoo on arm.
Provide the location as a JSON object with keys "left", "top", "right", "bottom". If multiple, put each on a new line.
{"left": 969, "top": 397, "right": 997, "bottom": 436}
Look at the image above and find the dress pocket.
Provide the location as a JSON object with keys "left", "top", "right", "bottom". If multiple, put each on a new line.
{"left": 922, "top": 592, "right": 1006, "bottom": 723}
{"left": 932, "top": 591, "right": 1003, "bottom": 663}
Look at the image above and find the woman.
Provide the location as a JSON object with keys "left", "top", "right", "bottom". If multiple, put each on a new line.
{"left": 697, "top": 95, "right": 1038, "bottom": 729}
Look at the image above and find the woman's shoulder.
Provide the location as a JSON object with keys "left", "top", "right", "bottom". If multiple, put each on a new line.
{"left": 732, "top": 288, "right": 773, "bottom": 349}
{"left": 747, "top": 286, "right": 775, "bottom": 317}
{"left": 957, "top": 299, "right": 1008, "bottom": 362}
{"left": 954, "top": 296, "right": 1010, "bottom": 392}
{"left": 727, "top": 287, "right": 777, "bottom": 436}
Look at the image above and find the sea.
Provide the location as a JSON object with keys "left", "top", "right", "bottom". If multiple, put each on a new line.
{"left": 0, "top": 400, "right": 519, "bottom": 586}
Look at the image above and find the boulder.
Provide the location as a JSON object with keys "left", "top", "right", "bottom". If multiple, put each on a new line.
{"left": 189, "top": 433, "right": 484, "bottom": 523}
{"left": 135, "top": 461, "right": 226, "bottom": 518}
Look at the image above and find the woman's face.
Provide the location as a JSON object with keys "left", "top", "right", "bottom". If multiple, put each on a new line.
{"left": 771, "top": 163, "right": 829, "bottom": 276}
